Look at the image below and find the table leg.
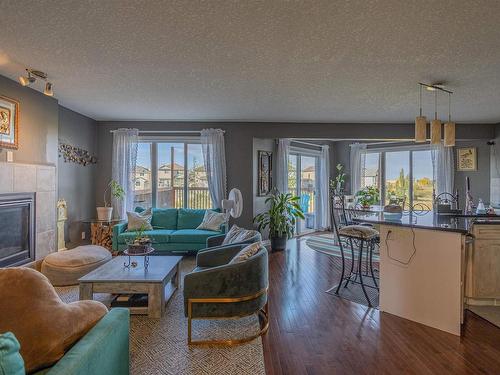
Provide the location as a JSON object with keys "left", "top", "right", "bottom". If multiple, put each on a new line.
{"left": 148, "top": 283, "right": 165, "bottom": 319}
{"left": 79, "top": 283, "right": 93, "bottom": 300}
{"left": 173, "top": 263, "right": 180, "bottom": 288}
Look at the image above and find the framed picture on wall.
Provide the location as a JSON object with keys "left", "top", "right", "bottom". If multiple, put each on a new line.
{"left": 456, "top": 147, "right": 477, "bottom": 171}
{"left": 258, "top": 151, "right": 273, "bottom": 196}
{"left": 0, "top": 95, "right": 19, "bottom": 150}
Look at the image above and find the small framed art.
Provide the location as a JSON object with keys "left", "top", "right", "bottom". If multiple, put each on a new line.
{"left": 0, "top": 95, "right": 19, "bottom": 150}
{"left": 456, "top": 147, "right": 477, "bottom": 171}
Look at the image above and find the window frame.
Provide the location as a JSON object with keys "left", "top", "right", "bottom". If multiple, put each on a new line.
{"left": 135, "top": 136, "right": 210, "bottom": 209}
{"left": 360, "top": 144, "right": 434, "bottom": 207}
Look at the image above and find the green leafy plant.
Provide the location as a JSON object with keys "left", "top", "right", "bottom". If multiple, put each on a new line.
{"left": 355, "top": 186, "right": 380, "bottom": 208}
{"left": 253, "top": 189, "right": 305, "bottom": 239}
{"left": 103, "top": 180, "right": 125, "bottom": 207}
{"left": 330, "top": 163, "right": 346, "bottom": 194}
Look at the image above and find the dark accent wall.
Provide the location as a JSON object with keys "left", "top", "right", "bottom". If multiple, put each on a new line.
{"left": 58, "top": 106, "right": 98, "bottom": 247}
{"left": 0, "top": 75, "right": 58, "bottom": 165}
{"left": 96, "top": 121, "right": 496, "bottom": 228}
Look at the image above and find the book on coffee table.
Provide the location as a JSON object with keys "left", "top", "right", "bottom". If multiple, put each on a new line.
{"left": 111, "top": 294, "right": 148, "bottom": 308}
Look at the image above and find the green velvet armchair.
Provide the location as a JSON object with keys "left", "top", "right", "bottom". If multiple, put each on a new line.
{"left": 183, "top": 243, "right": 269, "bottom": 345}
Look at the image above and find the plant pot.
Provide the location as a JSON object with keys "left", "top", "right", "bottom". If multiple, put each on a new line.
{"left": 270, "top": 235, "right": 288, "bottom": 251}
{"left": 96, "top": 207, "right": 113, "bottom": 221}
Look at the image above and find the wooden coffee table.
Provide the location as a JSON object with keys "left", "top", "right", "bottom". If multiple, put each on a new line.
{"left": 79, "top": 255, "right": 182, "bottom": 318}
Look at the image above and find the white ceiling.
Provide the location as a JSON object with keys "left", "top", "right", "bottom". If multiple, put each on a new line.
{"left": 1, "top": 1, "right": 500, "bottom": 123}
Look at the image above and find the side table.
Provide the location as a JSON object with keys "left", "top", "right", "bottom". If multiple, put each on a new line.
{"left": 83, "top": 219, "right": 124, "bottom": 252}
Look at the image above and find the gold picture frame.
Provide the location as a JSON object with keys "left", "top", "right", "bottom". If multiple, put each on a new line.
{"left": 456, "top": 147, "right": 477, "bottom": 171}
{"left": 0, "top": 95, "right": 19, "bottom": 150}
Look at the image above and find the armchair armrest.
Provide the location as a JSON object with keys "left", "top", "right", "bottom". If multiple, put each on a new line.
{"left": 46, "top": 308, "right": 130, "bottom": 375}
{"left": 206, "top": 234, "right": 226, "bottom": 248}
{"left": 186, "top": 250, "right": 268, "bottom": 299}
{"left": 196, "top": 244, "right": 244, "bottom": 268}
{"left": 112, "top": 223, "right": 128, "bottom": 251}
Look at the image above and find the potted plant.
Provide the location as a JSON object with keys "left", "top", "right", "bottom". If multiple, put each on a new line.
{"left": 96, "top": 180, "right": 125, "bottom": 221}
{"left": 330, "top": 163, "right": 346, "bottom": 195}
{"left": 126, "top": 224, "right": 152, "bottom": 254}
{"left": 253, "top": 189, "right": 305, "bottom": 251}
{"left": 355, "top": 186, "right": 380, "bottom": 209}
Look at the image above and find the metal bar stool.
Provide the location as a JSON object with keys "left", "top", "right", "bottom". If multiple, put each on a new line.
{"left": 328, "top": 193, "right": 379, "bottom": 307}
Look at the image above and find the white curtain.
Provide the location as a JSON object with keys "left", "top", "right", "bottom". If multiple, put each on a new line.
{"left": 431, "top": 142, "right": 455, "bottom": 195}
{"left": 201, "top": 128, "right": 227, "bottom": 209}
{"left": 317, "top": 145, "right": 330, "bottom": 230}
{"left": 350, "top": 143, "right": 367, "bottom": 194}
{"left": 112, "top": 128, "right": 139, "bottom": 219}
{"left": 276, "top": 139, "right": 291, "bottom": 193}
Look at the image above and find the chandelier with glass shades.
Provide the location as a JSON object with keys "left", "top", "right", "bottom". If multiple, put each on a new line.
{"left": 415, "top": 82, "right": 455, "bottom": 146}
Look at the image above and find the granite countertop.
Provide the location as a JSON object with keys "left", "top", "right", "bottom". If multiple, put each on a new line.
{"left": 349, "top": 209, "right": 500, "bottom": 234}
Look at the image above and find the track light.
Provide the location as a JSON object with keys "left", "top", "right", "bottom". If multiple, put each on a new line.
{"left": 19, "top": 71, "right": 35, "bottom": 86}
{"left": 44, "top": 82, "right": 53, "bottom": 97}
{"left": 19, "top": 68, "right": 54, "bottom": 97}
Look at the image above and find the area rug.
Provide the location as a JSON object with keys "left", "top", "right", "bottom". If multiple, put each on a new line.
{"left": 305, "top": 233, "right": 380, "bottom": 262}
{"left": 55, "top": 257, "right": 266, "bottom": 375}
{"left": 302, "top": 235, "right": 380, "bottom": 308}
{"left": 467, "top": 306, "right": 500, "bottom": 328}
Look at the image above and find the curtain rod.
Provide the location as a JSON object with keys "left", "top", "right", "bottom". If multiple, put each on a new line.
{"left": 290, "top": 139, "right": 323, "bottom": 148}
{"left": 109, "top": 130, "right": 225, "bottom": 134}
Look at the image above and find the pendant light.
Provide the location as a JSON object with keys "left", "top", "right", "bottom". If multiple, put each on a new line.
{"left": 415, "top": 84, "right": 427, "bottom": 142}
{"left": 430, "top": 89, "right": 442, "bottom": 145}
{"left": 444, "top": 92, "right": 455, "bottom": 147}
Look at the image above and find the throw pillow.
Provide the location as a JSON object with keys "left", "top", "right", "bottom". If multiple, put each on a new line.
{"left": 0, "top": 332, "right": 25, "bottom": 375}
{"left": 222, "top": 225, "right": 258, "bottom": 245}
{"left": 196, "top": 210, "right": 226, "bottom": 231}
{"left": 229, "top": 242, "right": 262, "bottom": 264}
{"left": 127, "top": 208, "right": 153, "bottom": 231}
{"left": 0, "top": 268, "right": 108, "bottom": 373}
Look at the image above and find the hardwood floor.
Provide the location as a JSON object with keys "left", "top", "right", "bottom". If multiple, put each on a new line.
{"left": 262, "top": 236, "right": 500, "bottom": 375}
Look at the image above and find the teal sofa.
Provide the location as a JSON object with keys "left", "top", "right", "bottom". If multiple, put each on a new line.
{"left": 113, "top": 208, "right": 226, "bottom": 254}
{"left": 0, "top": 308, "right": 129, "bottom": 375}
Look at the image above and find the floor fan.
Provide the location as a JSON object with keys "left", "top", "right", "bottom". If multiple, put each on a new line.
{"left": 221, "top": 188, "right": 243, "bottom": 225}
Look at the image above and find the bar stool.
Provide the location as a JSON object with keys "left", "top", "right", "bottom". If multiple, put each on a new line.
{"left": 329, "top": 193, "right": 379, "bottom": 307}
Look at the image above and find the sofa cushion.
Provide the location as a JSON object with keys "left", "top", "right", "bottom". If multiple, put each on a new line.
{"left": 170, "top": 229, "right": 221, "bottom": 243}
{"left": 151, "top": 208, "right": 178, "bottom": 229}
{"left": 41, "top": 245, "right": 112, "bottom": 286}
{"left": 177, "top": 209, "right": 207, "bottom": 229}
{"left": 118, "top": 229, "right": 175, "bottom": 244}
{"left": 229, "top": 243, "right": 262, "bottom": 264}
{"left": 197, "top": 210, "right": 226, "bottom": 231}
{"left": 0, "top": 268, "right": 107, "bottom": 374}
{"left": 126, "top": 208, "right": 153, "bottom": 231}
{"left": 0, "top": 332, "right": 25, "bottom": 375}
{"left": 222, "top": 225, "right": 259, "bottom": 245}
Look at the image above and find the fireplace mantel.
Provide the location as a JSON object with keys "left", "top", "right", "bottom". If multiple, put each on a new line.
{"left": 0, "top": 162, "right": 56, "bottom": 261}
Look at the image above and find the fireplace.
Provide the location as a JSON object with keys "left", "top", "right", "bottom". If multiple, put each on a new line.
{"left": 0, "top": 193, "right": 35, "bottom": 267}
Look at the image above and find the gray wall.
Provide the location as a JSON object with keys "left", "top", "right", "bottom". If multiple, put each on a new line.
{"left": 58, "top": 106, "right": 98, "bottom": 247}
{"left": 96, "top": 121, "right": 496, "bottom": 228}
{"left": 0, "top": 75, "right": 58, "bottom": 165}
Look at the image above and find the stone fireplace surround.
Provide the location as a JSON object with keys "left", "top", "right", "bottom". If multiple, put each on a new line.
{"left": 0, "top": 162, "right": 56, "bottom": 261}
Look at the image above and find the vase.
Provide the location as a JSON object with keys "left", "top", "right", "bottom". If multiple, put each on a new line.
{"left": 96, "top": 207, "right": 113, "bottom": 221}
{"left": 270, "top": 235, "right": 288, "bottom": 251}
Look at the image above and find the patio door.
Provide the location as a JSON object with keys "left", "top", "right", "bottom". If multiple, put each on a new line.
{"left": 288, "top": 152, "right": 319, "bottom": 235}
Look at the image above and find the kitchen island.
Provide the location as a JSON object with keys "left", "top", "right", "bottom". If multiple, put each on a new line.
{"left": 351, "top": 210, "right": 499, "bottom": 336}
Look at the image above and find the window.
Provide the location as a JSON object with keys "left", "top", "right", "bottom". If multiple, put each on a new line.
{"left": 359, "top": 146, "right": 434, "bottom": 208}
{"left": 133, "top": 140, "right": 212, "bottom": 209}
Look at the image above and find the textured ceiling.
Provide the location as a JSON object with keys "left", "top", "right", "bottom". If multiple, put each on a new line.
{"left": 1, "top": 1, "right": 500, "bottom": 122}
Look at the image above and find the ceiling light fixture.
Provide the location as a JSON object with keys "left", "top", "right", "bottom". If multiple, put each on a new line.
{"left": 18, "top": 68, "right": 54, "bottom": 97}
{"left": 415, "top": 82, "right": 453, "bottom": 146}
{"left": 444, "top": 92, "right": 455, "bottom": 146}
{"left": 44, "top": 82, "right": 53, "bottom": 97}
{"left": 415, "top": 84, "right": 427, "bottom": 142}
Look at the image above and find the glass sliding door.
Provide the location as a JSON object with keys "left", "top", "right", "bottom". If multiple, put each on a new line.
{"left": 288, "top": 152, "right": 318, "bottom": 235}
{"left": 385, "top": 151, "right": 410, "bottom": 208}
{"left": 133, "top": 142, "right": 153, "bottom": 208}
{"left": 412, "top": 149, "right": 434, "bottom": 207}
{"left": 135, "top": 139, "right": 212, "bottom": 210}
